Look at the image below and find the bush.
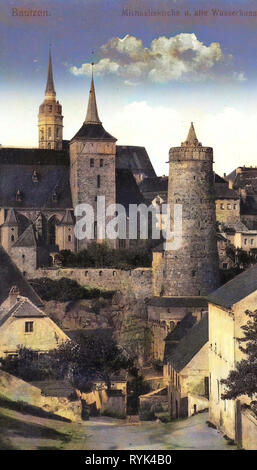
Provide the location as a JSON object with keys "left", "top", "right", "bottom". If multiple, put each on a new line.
{"left": 55, "top": 243, "right": 152, "bottom": 269}
{"left": 29, "top": 277, "right": 114, "bottom": 302}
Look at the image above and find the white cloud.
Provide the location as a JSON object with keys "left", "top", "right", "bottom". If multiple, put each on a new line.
{"left": 70, "top": 33, "right": 245, "bottom": 83}
{"left": 106, "top": 101, "right": 257, "bottom": 176}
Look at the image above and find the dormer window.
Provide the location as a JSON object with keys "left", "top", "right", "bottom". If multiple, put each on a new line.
{"left": 16, "top": 190, "right": 22, "bottom": 202}
{"left": 32, "top": 170, "right": 39, "bottom": 183}
{"left": 52, "top": 192, "right": 58, "bottom": 203}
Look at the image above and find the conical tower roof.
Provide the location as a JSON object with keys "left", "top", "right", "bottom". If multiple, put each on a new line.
{"left": 3, "top": 208, "right": 18, "bottom": 227}
{"left": 85, "top": 72, "right": 101, "bottom": 124}
{"left": 60, "top": 210, "right": 74, "bottom": 225}
{"left": 45, "top": 48, "right": 56, "bottom": 97}
{"left": 182, "top": 122, "right": 201, "bottom": 147}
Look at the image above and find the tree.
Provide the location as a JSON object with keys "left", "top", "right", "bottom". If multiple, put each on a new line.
{"left": 50, "top": 333, "right": 134, "bottom": 391}
{"left": 221, "top": 309, "right": 257, "bottom": 406}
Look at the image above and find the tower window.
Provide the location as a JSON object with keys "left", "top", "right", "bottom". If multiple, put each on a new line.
{"left": 56, "top": 128, "right": 59, "bottom": 138}
{"left": 234, "top": 204, "right": 237, "bottom": 210}
{"left": 68, "top": 235, "right": 72, "bottom": 242}
{"left": 48, "top": 105, "right": 52, "bottom": 112}
{"left": 48, "top": 127, "right": 51, "bottom": 138}
{"left": 11, "top": 235, "right": 14, "bottom": 242}
{"left": 90, "top": 158, "right": 94, "bottom": 167}
{"left": 97, "top": 175, "right": 101, "bottom": 188}
{"left": 100, "top": 159, "right": 103, "bottom": 167}
{"left": 25, "top": 321, "right": 33, "bottom": 333}
{"left": 40, "top": 129, "right": 44, "bottom": 141}
{"left": 220, "top": 203, "right": 224, "bottom": 210}
{"left": 227, "top": 204, "right": 232, "bottom": 210}
{"left": 94, "top": 221, "right": 97, "bottom": 238}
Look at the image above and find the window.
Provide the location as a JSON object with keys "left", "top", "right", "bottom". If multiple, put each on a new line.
{"left": 227, "top": 203, "right": 232, "bottom": 210}
{"left": 90, "top": 158, "right": 94, "bottom": 167}
{"left": 204, "top": 377, "right": 209, "bottom": 398}
{"left": 192, "top": 270, "right": 196, "bottom": 277}
{"left": 222, "top": 263, "right": 228, "bottom": 269}
{"left": 251, "top": 239, "right": 254, "bottom": 246}
{"left": 48, "top": 127, "right": 51, "bottom": 138}
{"left": 11, "top": 235, "right": 14, "bottom": 242}
{"left": 94, "top": 221, "right": 97, "bottom": 238}
{"left": 48, "top": 105, "right": 52, "bottom": 112}
{"left": 25, "top": 321, "right": 33, "bottom": 333}
{"left": 244, "top": 238, "right": 247, "bottom": 245}
{"left": 119, "top": 239, "right": 126, "bottom": 249}
{"left": 234, "top": 204, "right": 237, "bottom": 210}
{"left": 56, "top": 128, "right": 59, "bottom": 138}
{"left": 220, "top": 203, "right": 224, "bottom": 210}
{"left": 22, "top": 254, "right": 25, "bottom": 261}
{"left": 100, "top": 159, "right": 103, "bottom": 167}
{"left": 97, "top": 175, "right": 101, "bottom": 188}
{"left": 68, "top": 235, "right": 72, "bottom": 242}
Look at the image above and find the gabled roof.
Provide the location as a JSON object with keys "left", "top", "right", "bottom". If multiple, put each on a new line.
{"left": 12, "top": 224, "right": 38, "bottom": 248}
{"left": 7, "top": 297, "right": 46, "bottom": 319}
{"left": 208, "top": 264, "right": 257, "bottom": 309}
{"left": 165, "top": 314, "right": 208, "bottom": 372}
{"left": 0, "top": 247, "right": 43, "bottom": 307}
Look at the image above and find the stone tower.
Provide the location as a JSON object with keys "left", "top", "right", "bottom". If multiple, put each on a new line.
{"left": 69, "top": 69, "right": 117, "bottom": 250}
{"left": 1, "top": 209, "right": 19, "bottom": 253}
{"left": 163, "top": 123, "right": 219, "bottom": 296}
{"left": 38, "top": 49, "right": 63, "bottom": 150}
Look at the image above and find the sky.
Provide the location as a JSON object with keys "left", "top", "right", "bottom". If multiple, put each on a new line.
{"left": 1, "top": 0, "right": 257, "bottom": 176}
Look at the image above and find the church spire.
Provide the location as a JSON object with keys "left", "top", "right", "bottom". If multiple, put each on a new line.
{"left": 45, "top": 47, "right": 56, "bottom": 97}
{"left": 85, "top": 65, "right": 101, "bottom": 124}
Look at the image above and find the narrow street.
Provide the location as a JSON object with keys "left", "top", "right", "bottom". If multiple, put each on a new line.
{"left": 0, "top": 405, "right": 236, "bottom": 450}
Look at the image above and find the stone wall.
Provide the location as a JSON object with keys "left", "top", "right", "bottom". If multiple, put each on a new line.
{"left": 0, "top": 370, "right": 81, "bottom": 422}
{"left": 188, "top": 393, "right": 209, "bottom": 417}
{"left": 30, "top": 267, "right": 153, "bottom": 299}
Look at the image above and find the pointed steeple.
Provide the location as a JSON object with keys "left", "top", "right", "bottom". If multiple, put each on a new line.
{"left": 45, "top": 47, "right": 56, "bottom": 97}
{"left": 3, "top": 209, "right": 18, "bottom": 227}
{"left": 182, "top": 122, "right": 201, "bottom": 147}
{"left": 85, "top": 65, "right": 101, "bottom": 124}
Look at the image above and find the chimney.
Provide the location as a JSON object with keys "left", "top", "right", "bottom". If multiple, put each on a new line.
{"left": 8, "top": 286, "right": 20, "bottom": 309}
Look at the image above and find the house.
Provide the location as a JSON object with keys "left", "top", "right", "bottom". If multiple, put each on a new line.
{"left": 0, "top": 290, "right": 69, "bottom": 358}
{"left": 208, "top": 265, "right": 257, "bottom": 448}
{"left": 163, "top": 314, "right": 209, "bottom": 419}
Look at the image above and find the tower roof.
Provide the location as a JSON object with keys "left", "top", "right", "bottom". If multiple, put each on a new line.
{"left": 182, "top": 122, "right": 201, "bottom": 147}
{"left": 3, "top": 208, "right": 18, "bottom": 226}
{"left": 60, "top": 210, "right": 74, "bottom": 225}
{"left": 71, "top": 68, "right": 116, "bottom": 142}
{"left": 85, "top": 68, "right": 101, "bottom": 124}
{"left": 45, "top": 48, "right": 56, "bottom": 97}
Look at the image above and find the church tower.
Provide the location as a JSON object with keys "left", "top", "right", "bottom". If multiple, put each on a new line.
{"left": 38, "top": 49, "right": 63, "bottom": 150}
{"left": 163, "top": 123, "right": 219, "bottom": 296}
{"left": 69, "top": 68, "right": 117, "bottom": 250}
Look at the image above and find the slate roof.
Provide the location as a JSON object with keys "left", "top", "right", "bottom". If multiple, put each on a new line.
{"left": 59, "top": 210, "right": 74, "bottom": 225}
{"left": 138, "top": 176, "right": 168, "bottom": 194}
{"left": 214, "top": 183, "right": 239, "bottom": 200}
{"left": 0, "top": 147, "right": 69, "bottom": 165}
{"left": 12, "top": 224, "right": 38, "bottom": 248}
{"left": 233, "top": 167, "right": 257, "bottom": 192}
{"left": 241, "top": 196, "right": 257, "bottom": 216}
{"left": 214, "top": 173, "right": 227, "bottom": 184}
{"left": 116, "top": 169, "right": 145, "bottom": 212}
{"left": 2, "top": 208, "right": 18, "bottom": 226}
{"left": 165, "top": 314, "right": 208, "bottom": 372}
{"left": 116, "top": 146, "right": 156, "bottom": 177}
{"left": 7, "top": 297, "right": 46, "bottom": 318}
{"left": 147, "top": 296, "right": 208, "bottom": 308}
{"left": 71, "top": 123, "right": 116, "bottom": 141}
{"left": 0, "top": 247, "right": 43, "bottom": 307}
{"left": 208, "top": 264, "right": 257, "bottom": 309}
{"left": 0, "top": 160, "right": 72, "bottom": 209}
